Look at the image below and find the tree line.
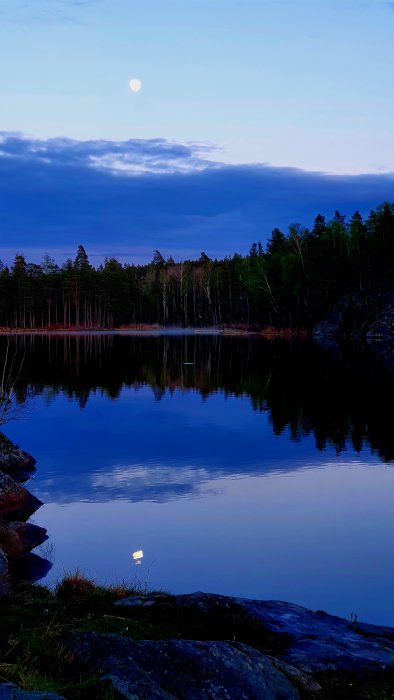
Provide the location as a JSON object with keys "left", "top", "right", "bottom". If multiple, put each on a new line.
{"left": 1, "top": 202, "right": 394, "bottom": 329}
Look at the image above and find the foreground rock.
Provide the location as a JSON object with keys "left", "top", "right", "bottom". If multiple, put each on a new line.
{"left": 0, "top": 472, "right": 42, "bottom": 521}
{"left": 0, "top": 442, "right": 51, "bottom": 596}
{"left": 71, "top": 633, "right": 300, "bottom": 699}
{"left": 0, "top": 434, "right": 36, "bottom": 481}
{"left": 8, "top": 522, "right": 48, "bottom": 552}
{"left": 0, "top": 522, "right": 48, "bottom": 558}
{"left": 0, "top": 548, "right": 11, "bottom": 596}
{"left": 0, "top": 547, "right": 51, "bottom": 595}
{"left": 116, "top": 592, "right": 394, "bottom": 673}
{"left": 10, "top": 552, "right": 52, "bottom": 585}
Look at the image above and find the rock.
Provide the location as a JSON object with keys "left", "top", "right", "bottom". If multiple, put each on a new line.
{"left": 116, "top": 592, "right": 394, "bottom": 673}
{"left": 0, "top": 532, "right": 51, "bottom": 590}
{"left": 0, "top": 522, "right": 47, "bottom": 559}
{"left": 312, "top": 308, "right": 344, "bottom": 338}
{"left": 0, "top": 434, "right": 36, "bottom": 482}
{"left": 71, "top": 632, "right": 299, "bottom": 699}
{"left": 366, "top": 338, "right": 394, "bottom": 376}
{"left": 0, "top": 683, "right": 64, "bottom": 699}
{"left": 313, "top": 291, "right": 394, "bottom": 340}
{"left": 366, "top": 322, "right": 393, "bottom": 339}
{"left": 0, "top": 472, "right": 42, "bottom": 522}
{"left": 0, "top": 521, "right": 26, "bottom": 558}
{"left": 8, "top": 522, "right": 48, "bottom": 552}
{"left": 235, "top": 598, "right": 394, "bottom": 673}
{"left": 365, "top": 292, "right": 394, "bottom": 339}
{"left": 267, "top": 658, "right": 321, "bottom": 694}
{"left": 10, "top": 552, "right": 52, "bottom": 585}
{"left": 0, "top": 547, "right": 11, "bottom": 596}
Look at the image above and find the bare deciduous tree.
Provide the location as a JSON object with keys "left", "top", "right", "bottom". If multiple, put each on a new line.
{"left": 0, "top": 340, "right": 25, "bottom": 425}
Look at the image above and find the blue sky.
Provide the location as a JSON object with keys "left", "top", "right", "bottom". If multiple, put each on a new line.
{"left": 1, "top": 0, "right": 394, "bottom": 263}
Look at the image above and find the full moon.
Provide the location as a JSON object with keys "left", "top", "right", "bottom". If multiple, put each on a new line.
{"left": 129, "top": 78, "right": 142, "bottom": 92}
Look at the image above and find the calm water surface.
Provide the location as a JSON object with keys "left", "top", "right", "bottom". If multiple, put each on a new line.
{"left": 4, "top": 334, "right": 394, "bottom": 625}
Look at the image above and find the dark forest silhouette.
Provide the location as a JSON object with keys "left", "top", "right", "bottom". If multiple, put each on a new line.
{"left": 1, "top": 203, "right": 394, "bottom": 328}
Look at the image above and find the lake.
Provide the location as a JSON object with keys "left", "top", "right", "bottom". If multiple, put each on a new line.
{"left": 3, "top": 333, "right": 394, "bottom": 626}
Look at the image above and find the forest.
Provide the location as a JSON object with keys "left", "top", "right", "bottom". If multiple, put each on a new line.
{"left": 1, "top": 202, "right": 394, "bottom": 329}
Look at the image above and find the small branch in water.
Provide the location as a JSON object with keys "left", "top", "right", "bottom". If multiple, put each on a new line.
{"left": 0, "top": 338, "right": 25, "bottom": 426}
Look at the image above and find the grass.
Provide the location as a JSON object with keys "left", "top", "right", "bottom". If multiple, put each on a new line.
{"left": 1, "top": 575, "right": 394, "bottom": 699}
{"left": 0, "top": 574, "right": 286, "bottom": 697}
{"left": 0, "top": 577, "right": 152, "bottom": 698}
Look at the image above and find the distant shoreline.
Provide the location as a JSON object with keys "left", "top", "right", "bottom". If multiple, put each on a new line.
{"left": 0, "top": 325, "right": 310, "bottom": 339}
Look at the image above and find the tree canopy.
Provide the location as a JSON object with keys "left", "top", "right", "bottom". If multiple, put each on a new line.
{"left": 1, "top": 203, "right": 393, "bottom": 329}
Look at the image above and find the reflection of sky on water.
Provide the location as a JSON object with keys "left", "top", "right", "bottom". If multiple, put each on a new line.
{"left": 34, "top": 463, "right": 394, "bottom": 627}
{"left": 6, "top": 385, "right": 394, "bottom": 626}
{"left": 7, "top": 386, "right": 379, "bottom": 504}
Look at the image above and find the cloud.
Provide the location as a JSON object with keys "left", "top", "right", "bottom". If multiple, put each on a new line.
{"left": 0, "top": 133, "right": 216, "bottom": 174}
{"left": 1, "top": 0, "right": 101, "bottom": 25}
{"left": 34, "top": 456, "right": 323, "bottom": 505}
{"left": 0, "top": 131, "right": 394, "bottom": 264}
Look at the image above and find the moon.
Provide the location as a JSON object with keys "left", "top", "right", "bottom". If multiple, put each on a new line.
{"left": 129, "top": 78, "right": 142, "bottom": 92}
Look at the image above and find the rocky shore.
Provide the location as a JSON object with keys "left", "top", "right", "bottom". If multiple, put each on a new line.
{"left": 71, "top": 592, "right": 394, "bottom": 698}
{"left": 0, "top": 433, "right": 50, "bottom": 597}
{"left": 1, "top": 583, "right": 394, "bottom": 699}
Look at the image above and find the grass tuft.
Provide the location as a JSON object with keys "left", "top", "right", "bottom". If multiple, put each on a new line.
{"left": 55, "top": 570, "right": 96, "bottom": 600}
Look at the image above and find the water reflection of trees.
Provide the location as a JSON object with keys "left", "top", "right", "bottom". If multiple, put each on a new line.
{"left": 3, "top": 333, "right": 394, "bottom": 462}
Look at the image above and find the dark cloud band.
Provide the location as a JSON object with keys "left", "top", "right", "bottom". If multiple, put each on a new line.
{"left": 0, "top": 132, "right": 393, "bottom": 264}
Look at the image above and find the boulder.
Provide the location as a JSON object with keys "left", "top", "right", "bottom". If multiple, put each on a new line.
{"left": 8, "top": 522, "right": 48, "bottom": 552}
{"left": 0, "top": 521, "right": 25, "bottom": 558}
{"left": 10, "top": 552, "right": 52, "bottom": 585}
{"left": 231, "top": 598, "right": 394, "bottom": 673}
{"left": 0, "top": 434, "right": 36, "bottom": 482}
{"left": 116, "top": 592, "right": 394, "bottom": 673}
{"left": 0, "top": 472, "right": 42, "bottom": 522}
{"left": 0, "top": 521, "right": 48, "bottom": 558}
{"left": 0, "top": 547, "right": 11, "bottom": 596}
{"left": 365, "top": 292, "right": 394, "bottom": 339}
{"left": 267, "top": 657, "right": 321, "bottom": 694}
{"left": 312, "top": 308, "right": 344, "bottom": 338}
{"left": 366, "top": 338, "right": 394, "bottom": 375}
{"left": 71, "top": 632, "right": 300, "bottom": 699}
{"left": 313, "top": 291, "right": 394, "bottom": 340}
